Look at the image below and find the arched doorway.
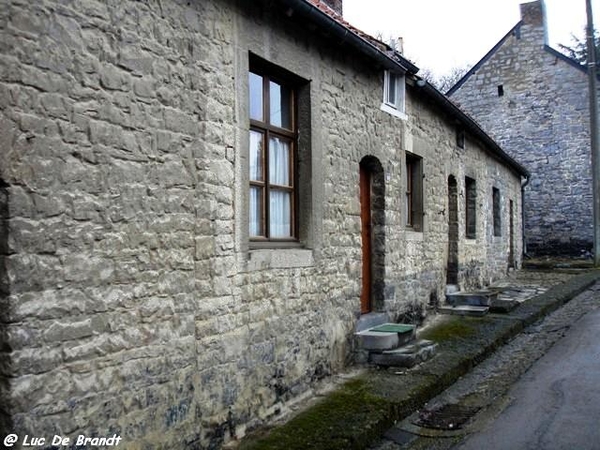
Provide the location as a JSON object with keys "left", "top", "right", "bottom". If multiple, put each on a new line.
{"left": 359, "top": 156, "right": 385, "bottom": 314}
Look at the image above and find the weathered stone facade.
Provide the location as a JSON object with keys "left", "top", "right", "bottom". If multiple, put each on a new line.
{"left": 0, "top": 0, "right": 525, "bottom": 448}
{"left": 449, "top": 0, "right": 594, "bottom": 257}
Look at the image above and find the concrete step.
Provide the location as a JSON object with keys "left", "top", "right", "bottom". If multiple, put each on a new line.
{"left": 446, "top": 290, "right": 498, "bottom": 307}
{"left": 445, "top": 284, "right": 460, "bottom": 295}
{"left": 355, "top": 312, "right": 390, "bottom": 332}
{"left": 370, "top": 339, "right": 438, "bottom": 368}
{"left": 438, "top": 305, "right": 489, "bottom": 317}
{"left": 355, "top": 323, "right": 416, "bottom": 352}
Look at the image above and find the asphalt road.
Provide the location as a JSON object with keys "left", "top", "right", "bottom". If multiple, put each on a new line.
{"left": 457, "top": 307, "right": 600, "bottom": 450}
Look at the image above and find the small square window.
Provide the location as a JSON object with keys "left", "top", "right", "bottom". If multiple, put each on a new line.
{"left": 381, "top": 70, "right": 406, "bottom": 117}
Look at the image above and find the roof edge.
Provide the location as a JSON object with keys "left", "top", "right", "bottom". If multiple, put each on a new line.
{"left": 416, "top": 79, "right": 529, "bottom": 178}
{"left": 282, "top": 0, "right": 419, "bottom": 74}
{"left": 543, "top": 45, "right": 587, "bottom": 72}
{"left": 446, "top": 21, "right": 523, "bottom": 96}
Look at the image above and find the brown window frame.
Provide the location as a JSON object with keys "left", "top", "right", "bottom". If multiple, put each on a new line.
{"left": 249, "top": 65, "right": 299, "bottom": 242}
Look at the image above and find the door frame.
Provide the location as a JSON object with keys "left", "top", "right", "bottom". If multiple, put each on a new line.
{"left": 359, "top": 156, "right": 385, "bottom": 314}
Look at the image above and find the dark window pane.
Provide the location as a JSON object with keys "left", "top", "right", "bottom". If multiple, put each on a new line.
{"left": 249, "top": 72, "right": 263, "bottom": 121}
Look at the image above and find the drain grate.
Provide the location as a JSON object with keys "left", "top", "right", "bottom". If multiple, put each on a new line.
{"left": 412, "top": 403, "right": 480, "bottom": 430}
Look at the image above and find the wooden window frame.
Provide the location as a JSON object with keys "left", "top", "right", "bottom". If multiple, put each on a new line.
{"left": 249, "top": 66, "right": 299, "bottom": 242}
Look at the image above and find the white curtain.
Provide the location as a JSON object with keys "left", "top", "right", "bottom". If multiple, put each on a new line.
{"left": 269, "top": 137, "right": 291, "bottom": 237}
{"left": 270, "top": 191, "right": 291, "bottom": 237}
{"left": 249, "top": 131, "right": 263, "bottom": 182}
{"left": 249, "top": 186, "right": 262, "bottom": 236}
{"left": 249, "top": 131, "right": 264, "bottom": 237}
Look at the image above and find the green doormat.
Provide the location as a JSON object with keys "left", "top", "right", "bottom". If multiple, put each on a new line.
{"left": 370, "top": 324, "right": 414, "bottom": 334}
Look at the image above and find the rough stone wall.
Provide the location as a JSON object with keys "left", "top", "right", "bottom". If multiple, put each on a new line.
{"left": 0, "top": 0, "right": 233, "bottom": 446}
{"left": 399, "top": 93, "right": 523, "bottom": 298}
{"left": 0, "top": 0, "right": 523, "bottom": 448}
{"left": 449, "top": 0, "right": 593, "bottom": 256}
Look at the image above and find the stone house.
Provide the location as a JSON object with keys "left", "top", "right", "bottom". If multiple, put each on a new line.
{"left": 448, "top": 0, "right": 595, "bottom": 257}
{"left": 0, "top": 0, "right": 527, "bottom": 448}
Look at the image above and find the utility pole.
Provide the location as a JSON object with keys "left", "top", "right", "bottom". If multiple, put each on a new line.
{"left": 586, "top": 0, "right": 600, "bottom": 266}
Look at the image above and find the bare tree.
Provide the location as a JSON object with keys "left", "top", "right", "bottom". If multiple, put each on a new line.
{"left": 419, "top": 65, "right": 470, "bottom": 94}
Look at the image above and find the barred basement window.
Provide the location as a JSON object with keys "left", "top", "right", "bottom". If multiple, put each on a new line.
{"left": 465, "top": 177, "right": 477, "bottom": 239}
{"left": 493, "top": 187, "right": 501, "bottom": 236}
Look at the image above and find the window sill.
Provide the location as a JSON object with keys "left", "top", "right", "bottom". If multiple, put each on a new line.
{"left": 380, "top": 103, "right": 408, "bottom": 120}
{"left": 406, "top": 229, "right": 423, "bottom": 241}
{"left": 249, "top": 240, "right": 303, "bottom": 250}
{"left": 247, "top": 247, "right": 314, "bottom": 271}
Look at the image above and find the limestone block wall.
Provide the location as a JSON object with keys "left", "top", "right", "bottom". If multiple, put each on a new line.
{"left": 450, "top": 4, "right": 594, "bottom": 256}
{"left": 0, "top": 0, "right": 524, "bottom": 448}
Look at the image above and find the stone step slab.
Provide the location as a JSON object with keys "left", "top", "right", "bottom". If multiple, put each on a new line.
{"left": 355, "top": 323, "right": 416, "bottom": 352}
{"left": 489, "top": 298, "right": 519, "bottom": 313}
{"left": 369, "top": 339, "right": 438, "bottom": 368}
{"left": 438, "top": 305, "right": 489, "bottom": 317}
{"left": 446, "top": 290, "right": 498, "bottom": 307}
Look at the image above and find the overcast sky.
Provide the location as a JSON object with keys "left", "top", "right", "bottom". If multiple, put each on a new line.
{"left": 343, "top": 0, "right": 600, "bottom": 76}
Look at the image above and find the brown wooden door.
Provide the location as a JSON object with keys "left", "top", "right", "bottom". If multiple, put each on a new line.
{"left": 360, "top": 165, "right": 372, "bottom": 314}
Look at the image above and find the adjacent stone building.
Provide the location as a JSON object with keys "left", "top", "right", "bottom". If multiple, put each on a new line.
{"left": 448, "top": 0, "right": 594, "bottom": 257}
{"left": 0, "top": 0, "right": 528, "bottom": 448}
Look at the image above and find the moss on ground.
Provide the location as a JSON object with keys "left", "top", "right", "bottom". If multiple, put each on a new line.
{"left": 239, "top": 271, "right": 600, "bottom": 450}
{"left": 240, "top": 378, "right": 393, "bottom": 450}
{"left": 419, "top": 318, "right": 476, "bottom": 343}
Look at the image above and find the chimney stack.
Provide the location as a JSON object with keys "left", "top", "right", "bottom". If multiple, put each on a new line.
{"left": 520, "top": 0, "right": 545, "bottom": 27}
{"left": 321, "top": 0, "right": 343, "bottom": 16}
{"left": 519, "top": 0, "right": 548, "bottom": 43}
